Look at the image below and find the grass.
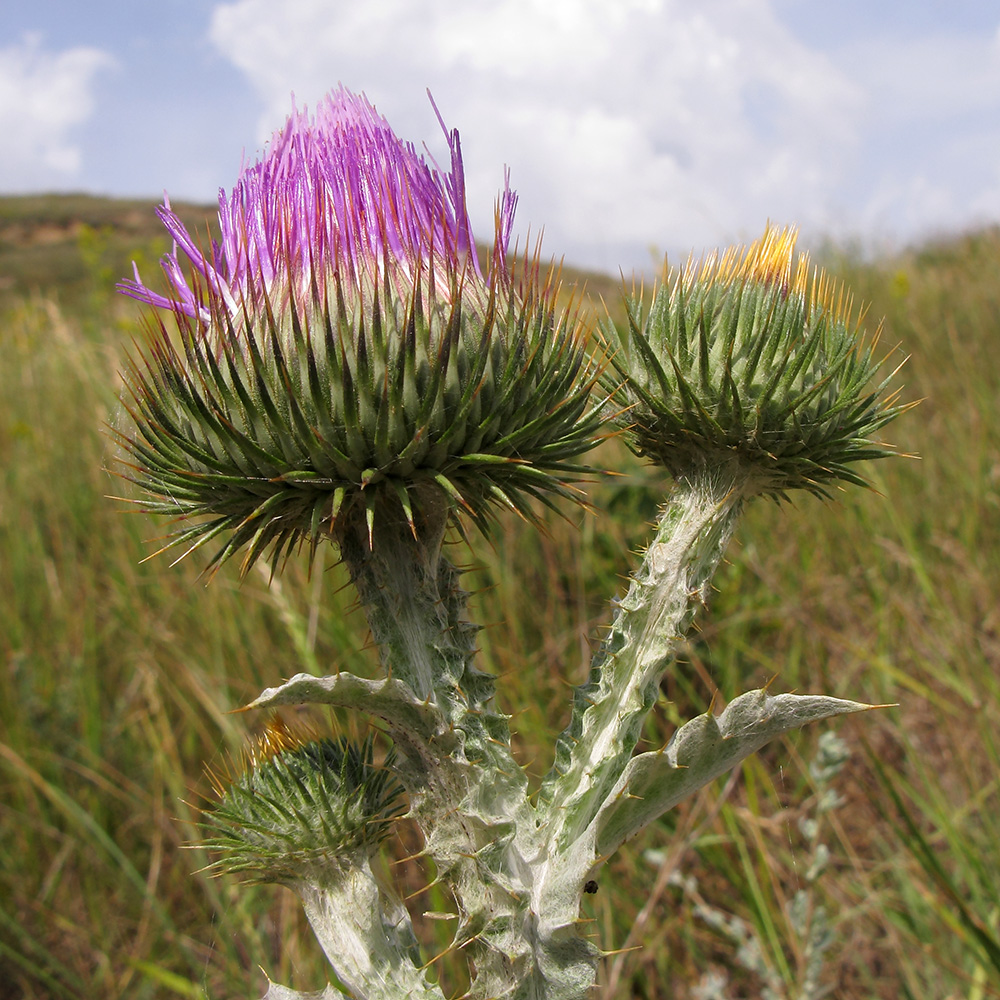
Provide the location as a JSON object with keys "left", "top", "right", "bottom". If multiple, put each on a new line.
{"left": 1, "top": 194, "right": 999, "bottom": 998}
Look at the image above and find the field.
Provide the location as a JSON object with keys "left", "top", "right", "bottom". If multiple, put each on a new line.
{"left": 1, "top": 194, "right": 999, "bottom": 999}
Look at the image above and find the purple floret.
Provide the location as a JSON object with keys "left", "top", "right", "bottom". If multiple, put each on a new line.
{"left": 119, "top": 86, "right": 516, "bottom": 320}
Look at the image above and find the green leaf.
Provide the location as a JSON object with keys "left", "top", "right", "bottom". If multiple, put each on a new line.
{"left": 595, "top": 689, "right": 877, "bottom": 858}
{"left": 128, "top": 960, "right": 208, "bottom": 999}
{"left": 242, "top": 672, "right": 454, "bottom": 751}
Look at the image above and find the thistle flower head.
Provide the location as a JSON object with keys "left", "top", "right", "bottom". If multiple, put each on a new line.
{"left": 603, "top": 225, "right": 906, "bottom": 498}
{"left": 120, "top": 89, "right": 502, "bottom": 321}
{"left": 116, "top": 87, "right": 600, "bottom": 573}
{"left": 202, "top": 719, "right": 404, "bottom": 885}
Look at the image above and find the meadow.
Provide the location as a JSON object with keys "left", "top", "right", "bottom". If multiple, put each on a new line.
{"left": 1, "top": 194, "right": 999, "bottom": 999}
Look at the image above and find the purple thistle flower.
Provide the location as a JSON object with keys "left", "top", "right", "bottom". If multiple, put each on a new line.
{"left": 119, "top": 87, "right": 516, "bottom": 319}
{"left": 116, "top": 86, "right": 599, "bottom": 575}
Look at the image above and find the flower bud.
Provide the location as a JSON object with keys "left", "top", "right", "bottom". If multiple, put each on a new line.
{"left": 603, "top": 226, "right": 905, "bottom": 498}
{"left": 202, "top": 720, "right": 403, "bottom": 885}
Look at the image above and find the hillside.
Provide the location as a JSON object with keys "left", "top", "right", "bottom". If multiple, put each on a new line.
{"left": 0, "top": 193, "right": 622, "bottom": 313}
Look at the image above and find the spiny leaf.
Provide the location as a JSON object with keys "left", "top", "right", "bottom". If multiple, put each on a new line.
{"left": 594, "top": 689, "right": 878, "bottom": 858}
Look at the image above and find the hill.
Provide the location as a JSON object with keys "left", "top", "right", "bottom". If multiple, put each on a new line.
{"left": 0, "top": 192, "right": 623, "bottom": 313}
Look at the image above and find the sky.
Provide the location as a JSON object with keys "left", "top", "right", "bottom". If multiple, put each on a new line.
{"left": 1, "top": 0, "right": 999, "bottom": 275}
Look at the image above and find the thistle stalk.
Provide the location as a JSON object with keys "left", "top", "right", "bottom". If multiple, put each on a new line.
{"left": 296, "top": 871, "right": 443, "bottom": 1000}
{"left": 334, "top": 501, "right": 540, "bottom": 995}
{"left": 540, "top": 464, "right": 746, "bottom": 846}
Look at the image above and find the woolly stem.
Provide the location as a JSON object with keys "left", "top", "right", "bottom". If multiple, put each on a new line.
{"left": 446, "top": 453, "right": 748, "bottom": 999}
{"left": 541, "top": 464, "right": 745, "bottom": 831}
{"left": 335, "top": 501, "right": 540, "bottom": 998}
{"left": 295, "top": 861, "right": 444, "bottom": 1000}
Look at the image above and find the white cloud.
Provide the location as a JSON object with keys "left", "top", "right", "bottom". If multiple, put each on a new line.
{"left": 846, "top": 30, "right": 1000, "bottom": 121}
{"left": 825, "top": 28, "right": 1000, "bottom": 245}
{"left": 0, "top": 34, "right": 115, "bottom": 189}
{"left": 207, "top": 0, "right": 996, "bottom": 271}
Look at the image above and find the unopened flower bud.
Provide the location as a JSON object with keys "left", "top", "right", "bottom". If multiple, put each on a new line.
{"left": 603, "top": 225, "right": 906, "bottom": 498}
{"left": 202, "top": 721, "right": 403, "bottom": 885}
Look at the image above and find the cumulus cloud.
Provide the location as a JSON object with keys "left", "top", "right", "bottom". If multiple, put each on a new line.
{"left": 0, "top": 34, "right": 115, "bottom": 189}
{"left": 208, "top": 0, "right": 997, "bottom": 270}
{"left": 834, "top": 29, "right": 1000, "bottom": 242}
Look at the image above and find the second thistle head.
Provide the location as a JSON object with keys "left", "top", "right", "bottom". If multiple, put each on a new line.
{"left": 202, "top": 720, "right": 404, "bottom": 886}
{"left": 116, "top": 88, "right": 600, "bottom": 575}
{"left": 603, "top": 226, "right": 906, "bottom": 498}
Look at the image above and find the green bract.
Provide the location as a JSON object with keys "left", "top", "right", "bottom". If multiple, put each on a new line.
{"left": 202, "top": 725, "right": 403, "bottom": 885}
{"left": 603, "top": 226, "right": 906, "bottom": 497}
{"left": 120, "top": 264, "right": 598, "bottom": 573}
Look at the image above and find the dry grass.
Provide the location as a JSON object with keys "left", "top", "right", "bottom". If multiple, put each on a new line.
{"left": 2, "top": 196, "right": 999, "bottom": 998}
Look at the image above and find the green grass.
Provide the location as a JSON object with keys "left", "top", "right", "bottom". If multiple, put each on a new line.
{"left": 2, "top": 195, "right": 999, "bottom": 998}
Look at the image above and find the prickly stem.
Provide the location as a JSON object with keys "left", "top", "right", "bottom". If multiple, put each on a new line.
{"left": 541, "top": 463, "right": 746, "bottom": 836}
{"left": 295, "top": 862, "right": 445, "bottom": 1000}
{"left": 335, "top": 504, "right": 542, "bottom": 997}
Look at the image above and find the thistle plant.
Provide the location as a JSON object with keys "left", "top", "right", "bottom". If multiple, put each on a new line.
{"left": 115, "top": 87, "right": 906, "bottom": 999}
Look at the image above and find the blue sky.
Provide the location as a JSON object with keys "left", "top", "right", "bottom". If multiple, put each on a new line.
{"left": 2, "top": 0, "right": 998, "bottom": 274}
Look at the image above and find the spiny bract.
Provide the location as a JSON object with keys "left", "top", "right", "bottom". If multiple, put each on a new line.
{"left": 116, "top": 87, "right": 601, "bottom": 574}
{"left": 202, "top": 722, "right": 403, "bottom": 885}
{"left": 602, "top": 225, "right": 906, "bottom": 497}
